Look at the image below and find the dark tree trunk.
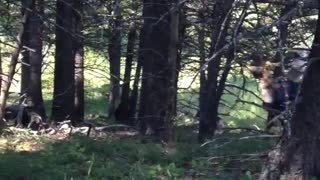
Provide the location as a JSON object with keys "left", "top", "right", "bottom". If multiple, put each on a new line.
{"left": 164, "top": 1, "right": 180, "bottom": 142}
{"left": 127, "top": 0, "right": 146, "bottom": 124}
{"left": 173, "top": 9, "right": 187, "bottom": 116}
{"left": 51, "top": 0, "right": 76, "bottom": 122}
{"left": 260, "top": 4, "right": 320, "bottom": 179}
{"left": 115, "top": 22, "right": 137, "bottom": 125}
{"left": 197, "top": 10, "right": 209, "bottom": 141}
{"left": 198, "top": 0, "right": 234, "bottom": 142}
{"left": 0, "top": 1, "right": 32, "bottom": 125}
{"left": 282, "top": 6, "right": 320, "bottom": 178}
{"left": 138, "top": 0, "right": 179, "bottom": 142}
{"left": 72, "top": 0, "right": 85, "bottom": 124}
{"left": 107, "top": 0, "right": 122, "bottom": 120}
{"left": 26, "top": 0, "right": 46, "bottom": 120}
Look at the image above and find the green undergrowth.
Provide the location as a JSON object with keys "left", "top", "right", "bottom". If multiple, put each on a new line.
{"left": 0, "top": 126, "right": 275, "bottom": 180}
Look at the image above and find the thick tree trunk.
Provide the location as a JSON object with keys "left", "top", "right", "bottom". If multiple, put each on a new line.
{"left": 107, "top": 0, "right": 122, "bottom": 120}
{"left": 115, "top": 22, "right": 137, "bottom": 125}
{"left": 72, "top": 0, "right": 84, "bottom": 124}
{"left": 163, "top": 0, "right": 180, "bottom": 143}
{"left": 0, "top": 1, "right": 32, "bottom": 125}
{"left": 283, "top": 7, "right": 320, "bottom": 178}
{"left": 51, "top": 0, "right": 76, "bottom": 122}
{"left": 26, "top": 0, "right": 46, "bottom": 120}
{"left": 138, "top": 0, "right": 179, "bottom": 142}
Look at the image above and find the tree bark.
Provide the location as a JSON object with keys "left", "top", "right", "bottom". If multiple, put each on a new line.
{"left": 282, "top": 5, "right": 320, "bottom": 178}
{"left": 26, "top": 0, "right": 46, "bottom": 120}
{"left": 115, "top": 21, "right": 137, "bottom": 125}
{"left": 173, "top": 8, "right": 187, "bottom": 116}
{"left": 138, "top": 0, "right": 179, "bottom": 142}
{"left": 128, "top": 56, "right": 141, "bottom": 124}
{"left": 51, "top": 0, "right": 76, "bottom": 122}
{"left": 0, "top": 47, "right": 2, "bottom": 97}
{"left": 198, "top": 0, "right": 234, "bottom": 142}
{"left": 107, "top": 0, "right": 122, "bottom": 120}
{"left": 163, "top": 0, "right": 180, "bottom": 143}
{"left": 20, "top": 0, "right": 30, "bottom": 99}
{"left": 72, "top": 0, "right": 85, "bottom": 124}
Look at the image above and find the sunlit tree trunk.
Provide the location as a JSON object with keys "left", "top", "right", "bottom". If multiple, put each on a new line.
{"left": 107, "top": 0, "right": 122, "bottom": 120}
{"left": 72, "top": 0, "right": 85, "bottom": 124}
{"left": 128, "top": 55, "right": 141, "bottom": 124}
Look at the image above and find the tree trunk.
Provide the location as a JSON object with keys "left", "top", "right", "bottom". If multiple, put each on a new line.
{"left": 20, "top": 0, "right": 30, "bottom": 99}
{"left": 0, "top": 47, "right": 2, "bottom": 97}
{"left": 164, "top": 0, "right": 180, "bottom": 142}
{"left": 115, "top": 22, "right": 137, "bottom": 125}
{"left": 51, "top": 0, "right": 76, "bottom": 122}
{"left": 138, "top": 0, "right": 179, "bottom": 142}
{"left": 198, "top": 0, "right": 234, "bottom": 142}
{"left": 107, "top": 0, "right": 122, "bottom": 120}
{"left": 282, "top": 6, "right": 320, "bottom": 178}
{"left": 72, "top": 0, "right": 85, "bottom": 124}
{"left": 128, "top": 57, "right": 141, "bottom": 124}
{"left": 0, "top": 1, "right": 32, "bottom": 125}
{"left": 127, "top": 0, "right": 145, "bottom": 124}
{"left": 173, "top": 8, "right": 187, "bottom": 116}
{"left": 26, "top": 0, "right": 46, "bottom": 120}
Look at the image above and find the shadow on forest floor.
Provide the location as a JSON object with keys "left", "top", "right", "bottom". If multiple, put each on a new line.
{"left": 0, "top": 125, "right": 275, "bottom": 180}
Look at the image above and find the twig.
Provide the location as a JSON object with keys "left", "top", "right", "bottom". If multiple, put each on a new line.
{"left": 201, "top": 134, "right": 280, "bottom": 147}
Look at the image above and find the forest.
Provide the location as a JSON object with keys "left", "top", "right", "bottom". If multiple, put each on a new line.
{"left": 0, "top": 0, "right": 319, "bottom": 179}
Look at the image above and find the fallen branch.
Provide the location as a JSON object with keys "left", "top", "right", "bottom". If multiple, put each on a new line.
{"left": 201, "top": 134, "right": 280, "bottom": 147}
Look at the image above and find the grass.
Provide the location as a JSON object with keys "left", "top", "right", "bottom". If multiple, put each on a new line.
{"left": 0, "top": 127, "right": 274, "bottom": 180}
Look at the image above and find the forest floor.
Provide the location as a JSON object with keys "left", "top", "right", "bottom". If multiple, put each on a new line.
{"left": 0, "top": 120, "right": 276, "bottom": 180}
